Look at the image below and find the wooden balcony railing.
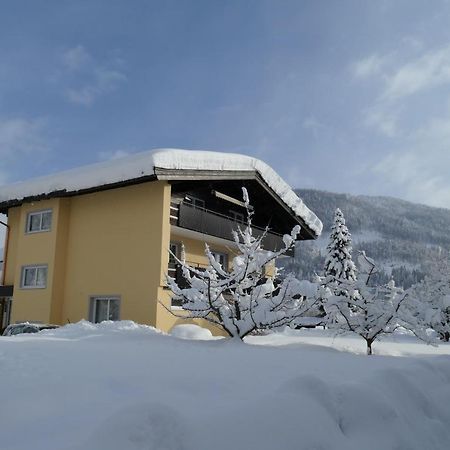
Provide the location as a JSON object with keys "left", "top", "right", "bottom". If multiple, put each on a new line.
{"left": 170, "top": 201, "right": 290, "bottom": 254}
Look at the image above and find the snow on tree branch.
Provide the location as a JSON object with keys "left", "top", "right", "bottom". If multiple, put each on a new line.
{"left": 165, "top": 190, "right": 315, "bottom": 340}
{"left": 319, "top": 209, "right": 434, "bottom": 355}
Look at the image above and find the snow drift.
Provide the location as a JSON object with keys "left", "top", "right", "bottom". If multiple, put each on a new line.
{"left": 0, "top": 321, "right": 449, "bottom": 450}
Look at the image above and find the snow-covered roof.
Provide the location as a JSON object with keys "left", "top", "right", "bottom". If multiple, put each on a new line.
{"left": 0, "top": 149, "right": 322, "bottom": 236}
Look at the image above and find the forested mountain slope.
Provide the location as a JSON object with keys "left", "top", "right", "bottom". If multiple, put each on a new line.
{"left": 286, "top": 189, "right": 450, "bottom": 288}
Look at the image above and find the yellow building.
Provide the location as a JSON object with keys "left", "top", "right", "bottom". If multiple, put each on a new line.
{"left": 0, "top": 149, "right": 322, "bottom": 333}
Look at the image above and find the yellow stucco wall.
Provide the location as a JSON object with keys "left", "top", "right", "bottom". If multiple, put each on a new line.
{"left": 5, "top": 181, "right": 172, "bottom": 326}
{"left": 61, "top": 181, "right": 171, "bottom": 325}
{"left": 3, "top": 180, "right": 274, "bottom": 335}
{"left": 8, "top": 198, "right": 66, "bottom": 323}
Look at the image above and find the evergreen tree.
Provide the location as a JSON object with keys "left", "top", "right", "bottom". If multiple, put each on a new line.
{"left": 323, "top": 208, "right": 357, "bottom": 285}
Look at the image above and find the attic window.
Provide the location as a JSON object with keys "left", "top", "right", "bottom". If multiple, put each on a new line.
{"left": 26, "top": 210, "right": 52, "bottom": 233}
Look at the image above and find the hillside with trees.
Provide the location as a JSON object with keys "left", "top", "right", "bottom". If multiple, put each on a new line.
{"left": 284, "top": 189, "right": 450, "bottom": 288}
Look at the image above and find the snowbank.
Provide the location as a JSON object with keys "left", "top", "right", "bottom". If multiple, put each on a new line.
{"left": 1, "top": 322, "right": 449, "bottom": 450}
{"left": 170, "top": 324, "right": 217, "bottom": 340}
{"left": 0, "top": 149, "right": 322, "bottom": 236}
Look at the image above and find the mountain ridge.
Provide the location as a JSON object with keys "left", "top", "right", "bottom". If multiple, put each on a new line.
{"left": 287, "top": 189, "right": 450, "bottom": 288}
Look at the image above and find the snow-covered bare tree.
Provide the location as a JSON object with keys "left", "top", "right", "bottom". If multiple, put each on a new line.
{"left": 324, "top": 251, "right": 432, "bottom": 355}
{"left": 165, "top": 188, "right": 316, "bottom": 340}
{"left": 410, "top": 257, "right": 450, "bottom": 341}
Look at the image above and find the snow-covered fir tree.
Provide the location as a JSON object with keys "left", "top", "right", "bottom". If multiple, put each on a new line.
{"left": 316, "top": 208, "right": 357, "bottom": 316}
{"left": 165, "top": 188, "right": 316, "bottom": 340}
{"left": 323, "top": 251, "right": 432, "bottom": 355}
{"left": 323, "top": 208, "right": 357, "bottom": 284}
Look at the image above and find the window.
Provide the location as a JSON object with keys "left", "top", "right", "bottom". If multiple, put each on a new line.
{"left": 89, "top": 297, "right": 120, "bottom": 323}
{"left": 211, "top": 251, "right": 228, "bottom": 269}
{"left": 168, "top": 243, "right": 184, "bottom": 307}
{"left": 1, "top": 298, "right": 12, "bottom": 329}
{"left": 168, "top": 242, "right": 181, "bottom": 279}
{"left": 26, "top": 210, "right": 52, "bottom": 233}
{"left": 21, "top": 265, "right": 48, "bottom": 289}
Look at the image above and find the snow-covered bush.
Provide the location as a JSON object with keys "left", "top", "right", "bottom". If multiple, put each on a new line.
{"left": 165, "top": 188, "right": 316, "bottom": 340}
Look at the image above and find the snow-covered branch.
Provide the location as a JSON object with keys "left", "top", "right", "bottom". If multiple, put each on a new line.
{"left": 165, "top": 188, "right": 314, "bottom": 340}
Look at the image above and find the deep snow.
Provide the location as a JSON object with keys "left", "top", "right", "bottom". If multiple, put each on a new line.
{"left": 1, "top": 321, "right": 450, "bottom": 450}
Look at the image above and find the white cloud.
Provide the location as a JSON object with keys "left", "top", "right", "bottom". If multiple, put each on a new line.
{"left": 98, "top": 150, "right": 130, "bottom": 161}
{"left": 382, "top": 44, "right": 450, "bottom": 101}
{"left": 302, "top": 116, "right": 325, "bottom": 138}
{"left": 62, "top": 46, "right": 126, "bottom": 106}
{"left": 0, "top": 117, "right": 49, "bottom": 186}
{"left": 401, "top": 36, "right": 424, "bottom": 52}
{"left": 352, "top": 54, "right": 389, "bottom": 79}
{"left": 0, "top": 170, "right": 7, "bottom": 187}
{"left": 65, "top": 69, "right": 126, "bottom": 106}
{"left": 364, "top": 105, "right": 400, "bottom": 138}
{"left": 62, "top": 45, "right": 91, "bottom": 71}
{"left": 354, "top": 43, "right": 450, "bottom": 137}
{"left": 0, "top": 118, "right": 48, "bottom": 160}
{"left": 373, "top": 115, "right": 450, "bottom": 208}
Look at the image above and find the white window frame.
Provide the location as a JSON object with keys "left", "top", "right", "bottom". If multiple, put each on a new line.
{"left": 26, "top": 209, "right": 52, "bottom": 234}
{"left": 89, "top": 296, "right": 121, "bottom": 323}
{"left": 20, "top": 265, "right": 48, "bottom": 289}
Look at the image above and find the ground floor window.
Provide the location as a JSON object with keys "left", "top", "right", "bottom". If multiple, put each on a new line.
{"left": 0, "top": 297, "right": 12, "bottom": 329}
{"left": 168, "top": 242, "right": 181, "bottom": 280}
{"left": 89, "top": 297, "right": 120, "bottom": 323}
{"left": 210, "top": 250, "right": 228, "bottom": 269}
{"left": 169, "top": 242, "right": 184, "bottom": 307}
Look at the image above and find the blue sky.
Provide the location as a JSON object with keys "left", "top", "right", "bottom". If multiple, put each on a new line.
{"left": 1, "top": 0, "right": 450, "bottom": 222}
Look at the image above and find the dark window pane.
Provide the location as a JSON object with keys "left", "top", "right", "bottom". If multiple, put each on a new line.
{"left": 24, "top": 268, "right": 36, "bottom": 286}
{"left": 41, "top": 212, "right": 52, "bottom": 230}
{"left": 29, "top": 214, "right": 41, "bottom": 232}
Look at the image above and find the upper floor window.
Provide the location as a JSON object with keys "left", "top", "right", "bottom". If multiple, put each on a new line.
{"left": 21, "top": 265, "right": 48, "bottom": 289}
{"left": 26, "top": 210, "right": 52, "bottom": 233}
{"left": 211, "top": 250, "right": 228, "bottom": 269}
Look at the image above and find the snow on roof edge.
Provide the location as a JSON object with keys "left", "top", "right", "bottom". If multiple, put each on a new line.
{"left": 0, "top": 149, "right": 322, "bottom": 236}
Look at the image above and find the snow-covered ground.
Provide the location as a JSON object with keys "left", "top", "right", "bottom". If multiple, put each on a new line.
{"left": 1, "top": 321, "right": 450, "bottom": 450}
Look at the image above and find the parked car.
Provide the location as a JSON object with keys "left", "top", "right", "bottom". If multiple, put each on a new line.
{"left": 2, "top": 323, "right": 59, "bottom": 336}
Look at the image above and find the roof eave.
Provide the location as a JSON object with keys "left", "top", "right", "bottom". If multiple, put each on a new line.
{"left": 155, "top": 167, "right": 318, "bottom": 240}
{"left": 0, "top": 174, "right": 158, "bottom": 214}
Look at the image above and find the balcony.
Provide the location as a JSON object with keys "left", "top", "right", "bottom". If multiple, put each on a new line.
{"left": 170, "top": 201, "right": 290, "bottom": 254}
